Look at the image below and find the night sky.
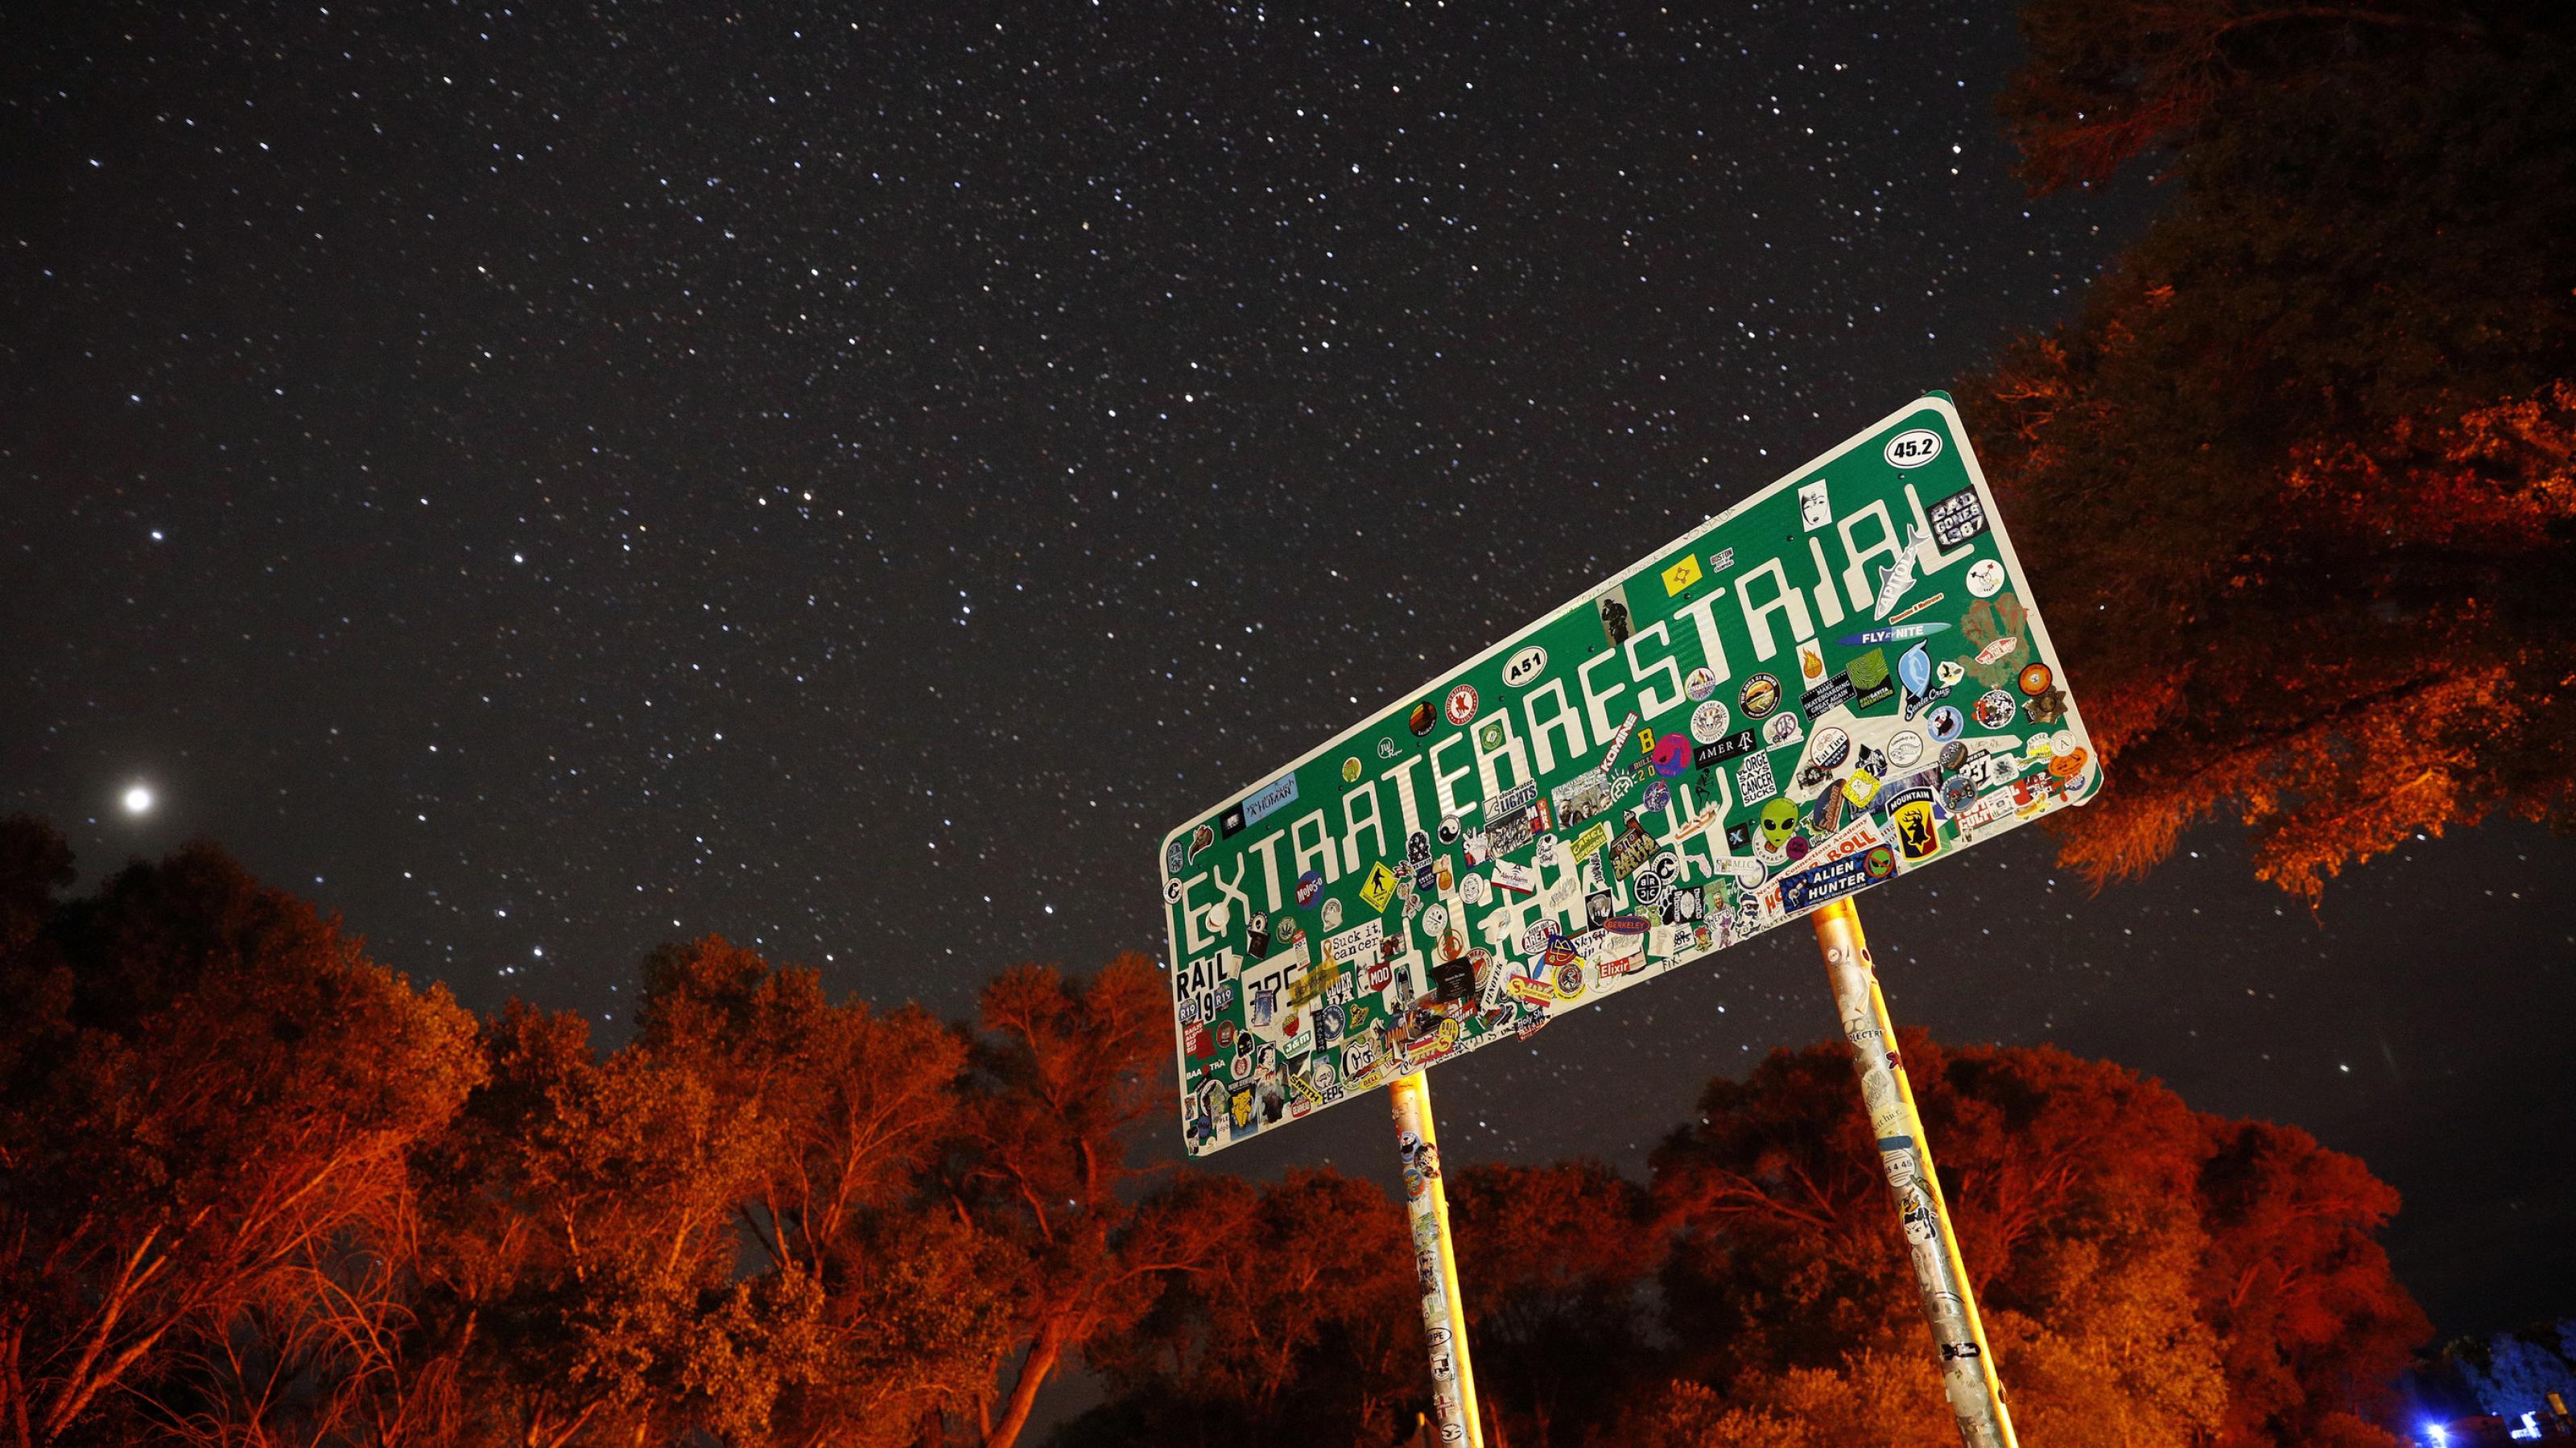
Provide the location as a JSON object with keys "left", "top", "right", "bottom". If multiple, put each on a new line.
{"left": 6, "top": 0, "right": 2571, "bottom": 1359}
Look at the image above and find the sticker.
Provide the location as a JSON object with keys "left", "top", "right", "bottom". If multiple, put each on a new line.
{"left": 1842, "top": 769, "right": 1882, "bottom": 810}
{"left": 1798, "top": 638, "right": 1827, "bottom": 683}
{"left": 1740, "top": 673, "right": 1782, "bottom": 719}
{"left": 1477, "top": 718, "right": 1508, "bottom": 753}
{"left": 1377, "top": 737, "right": 1397, "bottom": 759}
{"left": 1798, "top": 477, "right": 1832, "bottom": 530}
{"left": 1695, "top": 730, "right": 1758, "bottom": 768}
{"left": 1444, "top": 683, "right": 1480, "bottom": 727}
{"left": 1927, "top": 486, "right": 1989, "bottom": 547}
{"left": 1490, "top": 860, "right": 1536, "bottom": 894}
{"left": 1889, "top": 591, "right": 1946, "bottom": 625}
{"left": 1974, "top": 689, "right": 2018, "bottom": 731}
{"left": 1241, "top": 774, "right": 1299, "bottom": 828}
{"left": 1870, "top": 524, "right": 1928, "bottom": 618}
{"left": 1190, "top": 823, "right": 1217, "bottom": 860}
{"left": 1568, "top": 819, "right": 1612, "bottom": 864}
{"left": 1220, "top": 802, "right": 1248, "bottom": 836}
{"left": 1841, "top": 651, "right": 1889, "bottom": 711}
{"left": 1408, "top": 701, "right": 1437, "bottom": 736}
{"left": 1597, "top": 591, "right": 1633, "bottom": 648}
{"left": 1504, "top": 645, "right": 1549, "bottom": 688}
{"left": 1166, "top": 840, "right": 1187, "bottom": 875}
{"left": 1357, "top": 864, "right": 1396, "bottom": 911}
{"left": 1928, "top": 705, "right": 1963, "bottom": 742}
{"left": 1884, "top": 427, "right": 1943, "bottom": 469}
{"left": 2049, "top": 747, "right": 2091, "bottom": 779}
{"left": 1690, "top": 699, "right": 1730, "bottom": 742}
{"left": 1809, "top": 728, "right": 1852, "bottom": 772}
{"left": 1164, "top": 878, "right": 1183, "bottom": 904}
{"left": 1799, "top": 674, "right": 1855, "bottom": 718}
{"left": 1736, "top": 751, "right": 1777, "bottom": 805}
{"left": 1652, "top": 733, "right": 1695, "bottom": 778}
{"left": 1662, "top": 554, "right": 1703, "bottom": 595}
{"left": 1975, "top": 637, "right": 2018, "bottom": 666}
{"left": 1422, "top": 903, "right": 1449, "bottom": 936}
{"left": 1324, "top": 919, "right": 1384, "bottom": 966}
{"left": 1888, "top": 790, "right": 1941, "bottom": 861}
{"left": 2018, "top": 662, "right": 2053, "bottom": 696}
{"left": 1684, "top": 666, "right": 1719, "bottom": 703}
{"left": 1764, "top": 711, "right": 1806, "bottom": 749}
{"left": 1965, "top": 559, "right": 2006, "bottom": 598}
{"left": 1320, "top": 896, "right": 1344, "bottom": 928}
{"left": 1460, "top": 873, "right": 1490, "bottom": 906}
{"left": 1838, "top": 621, "right": 1950, "bottom": 647}
{"left": 1887, "top": 731, "right": 1925, "bottom": 769}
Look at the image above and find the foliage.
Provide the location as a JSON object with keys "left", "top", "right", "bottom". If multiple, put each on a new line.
{"left": 1973, "top": 9, "right": 2576, "bottom": 893}
{"left": 0, "top": 820, "right": 2436, "bottom": 1446}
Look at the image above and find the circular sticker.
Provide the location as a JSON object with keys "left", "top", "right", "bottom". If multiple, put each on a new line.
{"left": 1884, "top": 427, "right": 1943, "bottom": 469}
{"left": 1554, "top": 961, "right": 1585, "bottom": 997}
{"left": 1966, "top": 559, "right": 2006, "bottom": 598}
{"left": 2050, "top": 747, "right": 2091, "bottom": 779}
{"left": 1810, "top": 728, "right": 1851, "bottom": 770}
{"left": 1444, "top": 683, "right": 1480, "bottom": 727}
{"left": 1765, "top": 711, "right": 1805, "bottom": 749}
{"left": 1377, "top": 737, "right": 1398, "bottom": 759}
{"left": 1408, "top": 702, "right": 1436, "bottom": 736}
{"left": 1941, "top": 774, "right": 1977, "bottom": 813}
{"left": 1727, "top": 856, "right": 1768, "bottom": 888}
{"left": 1690, "top": 699, "right": 1730, "bottom": 743}
{"left": 1322, "top": 897, "right": 1344, "bottom": 930}
{"left": 1861, "top": 844, "right": 1897, "bottom": 881}
{"left": 1785, "top": 834, "right": 1811, "bottom": 861}
{"left": 1163, "top": 878, "right": 1183, "bottom": 904}
{"left": 1423, "top": 903, "right": 1449, "bottom": 935}
{"left": 1652, "top": 732, "right": 1694, "bottom": 778}
{"left": 1684, "top": 666, "right": 1718, "bottom": 702}
{"left": 1929, "top": 705, "right": 1964, "bottom": 742}
{"left": 1975, "top": 688, "right": 2017, "bottom": 731}
{"left": 1276, "top": 917, "right": 1303, "bottom": 946}
{"left": 1437, "top": 816, "right": 1462, "bottom": 848}
{"left": 1460, "top": 873, "right": 1490, "bottom": 906}
{"left": 2018, "top": 662, "right": 2054, "bottom": 696}
{"left": 1342, "top": 757, "right": 1362, "bottom": 783}
{"left": 1632, "top": 870, "right": 1667, "bottom": 907}
{"left": 1888, "top": 731, "right": 1925, "bottom": 769}
{"left": 1938, "top": 740, "right": 1969, "bottom": 773}
{"left": 1296, "top": 870, "right": 1323, "bottom": 908}
{"left": 1740, "top": 673, "right": 1782, "bottom": 719}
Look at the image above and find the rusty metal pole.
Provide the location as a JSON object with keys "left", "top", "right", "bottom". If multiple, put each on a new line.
{"left": 1810, "top": 895, "right": 2017, "bottom": 1448}
{"left": 1388, "top": 1069, "right": 1484, "bottom": 1447}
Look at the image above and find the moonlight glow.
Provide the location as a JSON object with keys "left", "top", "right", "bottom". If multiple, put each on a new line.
{"left": 122, "top": 785, "right": 154, "bottom": 815}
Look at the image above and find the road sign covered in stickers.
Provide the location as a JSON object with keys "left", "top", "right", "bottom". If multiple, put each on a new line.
{"left": 1158, "top": 394, "right": 2099, "bottom": 1154}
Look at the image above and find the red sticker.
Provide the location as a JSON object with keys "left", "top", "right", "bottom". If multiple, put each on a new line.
{"left": 1444, "top": 683, "right": 1480, "bottom": 726}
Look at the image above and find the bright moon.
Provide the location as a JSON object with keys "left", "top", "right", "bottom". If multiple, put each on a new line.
{"left": 122, "top": 786, "right": 154, "bottom": 815}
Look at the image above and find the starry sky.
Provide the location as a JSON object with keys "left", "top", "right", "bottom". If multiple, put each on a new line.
{"left": 6, "top": 0, "right": 2570, "bottom": 1355}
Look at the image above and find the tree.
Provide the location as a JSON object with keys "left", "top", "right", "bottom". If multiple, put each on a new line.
{"left": 0, "top": 827, "right": 482, "bottom": 1448}
{"left": 1444, "top": 1162, "right": 1661, "bottom": 1448}
{"left": 1649, "top": 1034, "right": 2413, "bottom": 1446}
{"left": 632, "top": 936, "right": 1006, "bottom": 1446}
{"left": 1070, "top": 1168, "right": 1423, "bottom": 1448}
{"left": 1998, "top": 0, "right": 2534, "bottom": 193}
{"left": 1972, "top": 9, "right": 2576, "bottom": 893}
{"left": 950, "top": 955, "right": 1204, "bottom": 1448}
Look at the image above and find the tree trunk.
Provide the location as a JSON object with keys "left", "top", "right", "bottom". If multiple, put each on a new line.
{"left": 981, "top": 1323, "right": 1066, "bottom": 1448}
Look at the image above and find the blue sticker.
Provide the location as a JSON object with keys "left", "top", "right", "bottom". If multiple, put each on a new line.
{"left": 1242, "top": 773, "right": 1299, "bottom": 827}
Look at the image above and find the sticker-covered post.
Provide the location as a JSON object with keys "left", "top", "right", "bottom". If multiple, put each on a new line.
{"left": 1387, "top": 1070, "right": 1484, "bottom": 1447}
{"left": 1810, "top": 896, "right": 2017, "bottom": 1448}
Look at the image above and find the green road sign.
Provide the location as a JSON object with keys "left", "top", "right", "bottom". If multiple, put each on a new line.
{"left": 1157, "top": 396, "right": 2099, "bottom": 1155}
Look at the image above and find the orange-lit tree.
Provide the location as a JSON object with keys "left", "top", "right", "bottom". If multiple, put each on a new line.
{"left": 1975, "top": 4, "right": 2576, "bottom": 894}
{"left": 0, "top": 821, "right": 482, "bottom": 1448}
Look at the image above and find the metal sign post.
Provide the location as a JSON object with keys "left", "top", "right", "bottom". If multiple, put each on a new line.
{"left": 1388, "top": 1070, "right": 1484, "bottom": 1447}
{"left": 1810, "top": 896, "right": 2017, "bottom": 1448}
